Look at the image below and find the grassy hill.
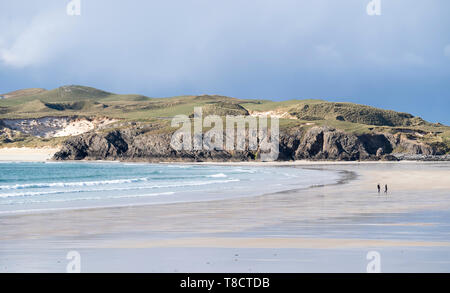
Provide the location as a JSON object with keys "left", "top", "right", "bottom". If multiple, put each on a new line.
{"left": 0, "top": 88, "right": 47, "bottom": 99}
{"left": 0, "top": 85, "right": 449, "bottom": 153}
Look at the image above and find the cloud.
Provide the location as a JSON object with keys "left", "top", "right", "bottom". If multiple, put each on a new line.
{"left": 0, "top": 11, "right": 76, "bottom": 68}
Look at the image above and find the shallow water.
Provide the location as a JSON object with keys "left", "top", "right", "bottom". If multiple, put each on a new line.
{"left": 0, "top": 162, "right": 340, "bottom": 214}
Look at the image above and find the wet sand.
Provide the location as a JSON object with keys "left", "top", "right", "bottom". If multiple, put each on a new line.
{"left": 0, "top": 162, "right": 450, "bottom": 272}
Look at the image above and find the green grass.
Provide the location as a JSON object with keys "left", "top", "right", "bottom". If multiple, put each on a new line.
{"left": 0, "top": 135, "right": 67, "bottom": 148}
{"left": 1, "top": 85, "right": 449, "bottom": 153}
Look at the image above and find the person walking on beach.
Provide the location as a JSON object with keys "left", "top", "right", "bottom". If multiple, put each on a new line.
{"left": 384, "top": 184, "right": 388, "bottom": 194}
{"left": 377, "top": 184, "right": 381, "bottom": 194}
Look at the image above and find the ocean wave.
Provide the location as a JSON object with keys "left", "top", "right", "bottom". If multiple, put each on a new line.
{"left": 207, "top": 173, "right": 227, "bottom": 178}
{"left": 166, "top": 165, "right": 193, "bottom": 168}
{"left": 0, "top": 190, "right": 63, "bottom": 198}
{"left": 0, "top": 178, "right": 149, "bottom": 190}
{"left": 5, "top": 191, "right": 176, "bottom": 205}
{"left": 0, "top": 179, "right": 239, "bottom": 199}
{"left": 0, "top": 192, "right": 177, "bottom": 211}
{"left": 232, "top": 168, "right": 257, "bottom": 174}
{"left": 118, "top": 179, "right": 239, "bottom": 189}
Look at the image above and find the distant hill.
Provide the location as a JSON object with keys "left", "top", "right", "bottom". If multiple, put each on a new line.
{"left": 0, "top": 85, "right": 448, "bottom": 156}
{"left": 286, "top": 101, "right": 426, "bottom": 127}
{"left": 0, "top": 88, "right": 47, "bottom": 99}
{"left": 0, "top": 85, "right": 445, "bottom": 127}
{"left": 0, "top": 85, "right": 110, "bottom": 105}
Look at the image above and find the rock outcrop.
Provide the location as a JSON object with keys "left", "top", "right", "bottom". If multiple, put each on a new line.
{"left": 53, "top": 126, "right": 448, "bottom": 162}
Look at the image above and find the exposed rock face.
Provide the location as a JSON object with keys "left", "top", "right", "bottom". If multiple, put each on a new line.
{"left": 54, "top": 128, "right": 257, "bottom": 162}
{"left": 53, "top": 126, "right": 447, "bottom": 162}
{"left": 293, "top": 127, "right": 370, "bottom": 160}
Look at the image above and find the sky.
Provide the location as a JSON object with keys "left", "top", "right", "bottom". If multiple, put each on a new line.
{"left": 0, "top": 0, "right": 449, "bottom": 124}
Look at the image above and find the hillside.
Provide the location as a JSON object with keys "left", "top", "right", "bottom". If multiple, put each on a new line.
{"left": 0, "top": 85, "right": 449, "bottom": 160}
{"left": 0, "top": 88, "right": 47, "bottom": 99}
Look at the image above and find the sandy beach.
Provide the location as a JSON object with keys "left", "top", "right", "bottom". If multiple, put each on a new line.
{"left": 0, "top": 147, "right": 59, "bottom": 161}
{"left": 0, "top": 159, "right": 449, "bottom": 272}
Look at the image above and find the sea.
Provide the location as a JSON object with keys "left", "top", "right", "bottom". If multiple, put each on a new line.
{"left": 0, "top": 162, "right": 341, "bottom": 214}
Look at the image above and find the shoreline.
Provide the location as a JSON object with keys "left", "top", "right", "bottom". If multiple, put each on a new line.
{"left": 1, "top": 146, "right": 449, "bottom": 164}
{"left": 1, "top": 162, "right": 449, "bottom": 223}
{"left": 0, "top": 163, "right": 351, "bottom": 216}
{"left": 1, "top": 161, "right": 449, "bottom": 272}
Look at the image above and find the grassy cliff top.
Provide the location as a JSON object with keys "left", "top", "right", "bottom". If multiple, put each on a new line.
{"left": 0, "top": 85, "right": 449, "bottom": 151}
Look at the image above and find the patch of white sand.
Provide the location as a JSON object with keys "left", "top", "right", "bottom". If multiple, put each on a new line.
{"left": 0, "top": 147, "right": 59, "bottom": 161}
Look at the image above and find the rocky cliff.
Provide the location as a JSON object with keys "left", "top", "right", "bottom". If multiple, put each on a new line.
{"left": 53, "top": 126, "right": 448, "bottom": 162}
